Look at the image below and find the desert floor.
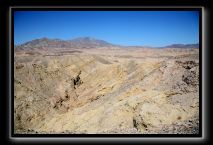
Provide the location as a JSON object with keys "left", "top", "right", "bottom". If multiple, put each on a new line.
{"left": 14, "top": 47, "right": 199, "bottom": 134}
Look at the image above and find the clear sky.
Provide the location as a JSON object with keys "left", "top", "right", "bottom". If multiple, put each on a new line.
{"left": 14, "top": 11, "right": 199, "bottom": 47}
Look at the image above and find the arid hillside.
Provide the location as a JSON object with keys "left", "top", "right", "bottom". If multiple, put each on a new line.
{"left": 14, "top": 47, "right": 199, "bottom": 134}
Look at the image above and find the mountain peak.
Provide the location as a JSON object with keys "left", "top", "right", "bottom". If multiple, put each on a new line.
{"left": 15, "top": 37, "right": 115, "bottom": 50}
{"left": 68, "top": 37, "right": 114, "bottom": 48}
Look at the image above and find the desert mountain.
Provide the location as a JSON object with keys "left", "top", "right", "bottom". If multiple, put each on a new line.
{"left": 69, "top": 37, "right": 114, "bottom": 48}
{"left": 15, "top": 38, "right": 71, "bottom": 50}
{"left": 163, "top": 43, "right": 199, "bottom": 49}
{"left": 15, "top": 37, "right": 115, "bottom": 50}
{"left": 15, "top": 37, "right": 199, "bottom": 51}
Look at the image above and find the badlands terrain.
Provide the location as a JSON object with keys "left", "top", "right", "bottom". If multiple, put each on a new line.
{"left": 14, "top": 38, "right": 199, "bottom": 134}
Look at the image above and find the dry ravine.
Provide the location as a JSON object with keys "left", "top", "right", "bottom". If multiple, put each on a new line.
{"left": 14, "top": 47, "right": 199, "bottom": 134}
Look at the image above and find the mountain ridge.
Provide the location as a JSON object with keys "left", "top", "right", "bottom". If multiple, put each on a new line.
{"left": 162, "top": 43, "right": 199, "bottom": 49}
{"left": 15, "top": 37, "right": 116, "bottom": 50}
{"left": 15, "top": 37, "right": 199, "bottom": 50}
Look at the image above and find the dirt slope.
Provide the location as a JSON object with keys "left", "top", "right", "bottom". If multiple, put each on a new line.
{"left": 14, "top": 48, "right": 199, "bottom": 134}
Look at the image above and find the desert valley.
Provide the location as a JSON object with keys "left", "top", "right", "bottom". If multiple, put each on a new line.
{"left": 14, "top": 37, "right": 199, "bottom": 134}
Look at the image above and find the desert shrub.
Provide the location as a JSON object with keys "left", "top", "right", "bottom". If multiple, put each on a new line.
{"left": 16, "top": 64, "right": 24, "bottom": 69}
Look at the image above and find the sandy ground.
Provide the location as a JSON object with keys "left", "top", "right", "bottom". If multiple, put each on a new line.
{"left": 14, "top": 47, "right": 199, "bottom": 134}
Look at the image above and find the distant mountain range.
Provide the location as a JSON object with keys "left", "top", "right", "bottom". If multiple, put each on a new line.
{"left": 15, "top": 37, "right": 199, "bottom": 50}
{"left": 15, "top": 37, "right": 116, "bottom": 50}
{"left": 162, "top": 43, "right": 199, "bottom": 49}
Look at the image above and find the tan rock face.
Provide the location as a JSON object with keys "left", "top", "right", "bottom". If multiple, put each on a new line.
{"left": 14, "top": 48, "right": 199, "bottom": 134}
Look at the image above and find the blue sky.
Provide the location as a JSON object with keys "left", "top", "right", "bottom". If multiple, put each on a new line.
{"left": 14, "top": 11, "right": 199, "bottom": 47}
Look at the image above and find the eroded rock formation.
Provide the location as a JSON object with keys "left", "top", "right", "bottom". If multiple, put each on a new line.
{"left": 14, "top": 47, "right": 199, "bottom": 134}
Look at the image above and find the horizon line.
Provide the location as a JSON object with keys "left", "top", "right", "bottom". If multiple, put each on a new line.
{"left": 14, "top": 36, "right": 199, "bottom": 48}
